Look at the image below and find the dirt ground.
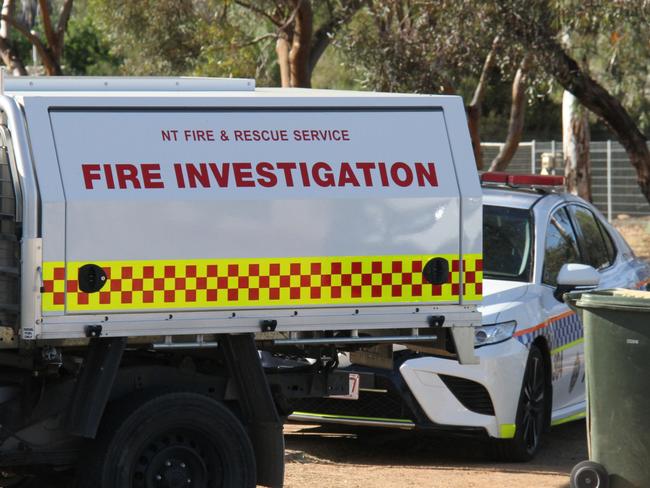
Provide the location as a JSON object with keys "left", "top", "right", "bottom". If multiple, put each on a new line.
{"left": 612, "top": 215, "right": 650, "bottom": 261}
{"left": 284, "top": 421, "right": 587, "bottom": 487}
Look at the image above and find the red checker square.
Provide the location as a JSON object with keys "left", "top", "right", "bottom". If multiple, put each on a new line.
{"left": 300, "top": 275, "right": 310, "bottom": 287}
{"left": 371, "top": 285, "right": 382, "bottom": 298}
{"left": 451, "top": 260, "right": 460, "bottom": 272}
{"left": 121, "top": 267, "right": 133, "bottom": 279}
{"left": 331, "top": 262, "right": 342, "bottom": 274}
{"left": 185, "top": 290, "right": 196, "bottom": 302}
{"left": 164, "top": 266, "right": 175, "bottom": 278}
{"left": 238, "top": 276, "right": 249, "bottom": 289}
{"left": 391, "top": 285, "right": 402, "bottom": 297}
{"left": 248, "top": 288, "right": 259, "bottom": 300}
{"left": 110, "top": 280, "right": 122, "bottom": 292}
{"left": 431, "top": 284, "right": 442, "bottom": 296}
{"left": 362, "top": 274, "right": 372, "bottom": 286}
{"left": 321, "top": 275, "right": 331, "bottom": 286}
{"left": 310, "top": 287, "right": 321, "bottom": 299}
{"left": 42, "top": 280, "right": 53, "bottom": 293}
{"left": 197, "top": 277, "right": 207, "bottom": 289}
{"left": 476, "top": 259, "right": 483, "bottom": 271}
{"left": 259, "top": 276, "right": 270, "bottom": 288}
{"left": 132, "top": 279, "right": 143, "bottom": 291}
{"left": 331, "top": 286, "right": 341, "bottom": 299}
{"left": 280, "top": 275, "right": 291, "bottom": 287}
{"left": 310, "top": 263, "right": 321, "bottom": 275}
{"left": 103, "top": 267, "right": 111, "bottom": 279}
{"left": 53, "top": 292, "right": 65, "bottom": 305}
{"left": 143, "top": 266, "right": 155, "bottom": 279}
{"left": 143, "top": 291, "right": 154, "bottom": 303}
{"left": 351, "top": 286, "right": 362, "bottom": 298}
{"left": 77, "top": 293, "right": 89, "bottom": 305}
{"left": 53, "top": 267, "right": 65, "bottom": 280}
{"left": 121, "top": 291, "right": 132, "bottom": 304}
{"left": 228, "top": 289, "right": 238, "bottom": 301}
{"left": 227, "top": 264, "right": 238, "bottom": 277}
{"left": 371, "top": 261, "right": 382, "bottom": 274}
{"left": 185, "top": 265, "right": 197, "bottom": 277}
{"left": 391, "top": 261, "right": 402, "bottom": 273}
{"left": 451, "top": 283, "right": 460, "bottom": 296}
{"left": 290, "top": 263, "right": 301, "bottom": 275}
{"left": 411, "top": 284, "right": 422, "bottom": 296}
{"left": 341, "top": 274, "right": 352, "bottom": 286}
{"left": 382, "top": 273, "right": 392, "bottom": 285}
{"left": 351, "top": 262, "right": 362, "bottom": 274}
{"left": 269, "top": 288, "right": 280, "bottom": 300}
{"left": 207, "top": 265, "right": 218, "bottom": 277}
{"left": 270, "top": 264, "right": 281, "bottom": 276}
{"left": 67, "top": 280, "right": 78, "bottom": 293}
{"left": 401, "top": 273, "right": 412, "bottom": 285}
{"left": 99, "top": 292, "right": 111, "bottom": 304}
{"left": 411, "top": 261, "right": 423, "bottom": 273}
{"left": 248, "top": 264, "right": 260, "bottom": 276}
{"left": 175, "top": 278, "right": 186, "bottom": 290}
{"left": 290, "top": 287, "right": 301, "bottom": 300}
{"left": 465, "top": 271, "right": 475, "bottom": 284}
{"left": 206, "top": 289, "right": 218, "bottom": 302}
{"left": 164, "top": 290, "right": 176, "bottom": 303}
{"left": 475, "top": 283, "right": 483, "bottom": 295}
{"left": 154, "top": 278, "right": 165, "bottom": 290}
{"left": 217, "top": 277, "right": 228, "bottom": 289}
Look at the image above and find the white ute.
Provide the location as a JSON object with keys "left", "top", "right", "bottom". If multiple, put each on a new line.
{"left": 0, "top": 75, "right": 481, "bottom": 487}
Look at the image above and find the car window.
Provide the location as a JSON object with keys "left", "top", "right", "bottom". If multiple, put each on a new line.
{"left": 569, "top": 205, "right": 612, "bottom": 270}
{"left": 543, "top": 207, "right": 580, "bottom": 286}
{"left": 483, "top": 205, "right": 533, "bottom": 282}
{"left": 597, "top": 220, "right": 617, "bottom": 264}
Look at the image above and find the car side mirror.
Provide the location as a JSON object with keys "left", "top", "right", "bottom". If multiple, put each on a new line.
{"left": 555, "top": 263, "right": 600, "bottom": 301}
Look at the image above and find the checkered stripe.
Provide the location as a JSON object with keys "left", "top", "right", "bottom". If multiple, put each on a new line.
{"left": 41, "top": 254, "right": 482, "bottom": 313}
{"left": 462, "top": 255, "right": 482, "bottom": 301}
{"left": 516, "top": 311, "right": 583, "bottom": 350}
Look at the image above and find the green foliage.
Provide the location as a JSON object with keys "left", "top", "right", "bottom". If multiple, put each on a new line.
{"left": 63, "top": 15, "right": 121, "bottom": 75}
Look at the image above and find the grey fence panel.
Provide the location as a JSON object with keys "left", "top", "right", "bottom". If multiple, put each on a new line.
{"left": 481, "top": 140, "right": 650, "bottom": 219}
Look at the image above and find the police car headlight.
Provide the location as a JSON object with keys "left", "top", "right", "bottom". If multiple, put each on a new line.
{"left": 474, "top": 321, "right": 517, "bottom": 347}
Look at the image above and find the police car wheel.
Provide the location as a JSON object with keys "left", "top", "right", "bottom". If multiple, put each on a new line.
{"left": 77, "top": 391, "right": 256, "bottom": 488}
{"left": 493, "top": 345, "right": 548, "bottom": 462}
{"left": 570, "top": 461, "right": 609, "bottom": 488}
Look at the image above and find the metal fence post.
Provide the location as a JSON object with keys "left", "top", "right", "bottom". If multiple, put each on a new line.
{"left": 607, "top": 139, "right": 612, "bottom": 222}
{"left": 531, "top": 139, "right": 536, "bottom": 173}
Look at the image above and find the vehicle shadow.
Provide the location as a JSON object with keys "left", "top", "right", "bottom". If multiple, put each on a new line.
{"left": 284, "top": 420, "right": 588, "bottom": 478}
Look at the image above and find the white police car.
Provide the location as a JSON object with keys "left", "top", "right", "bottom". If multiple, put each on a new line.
{"left": 289, "top": 173, "right": 650, "bottom": 460}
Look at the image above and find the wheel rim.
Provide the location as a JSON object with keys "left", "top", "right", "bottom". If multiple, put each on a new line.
{"left": 131, "top": 428, "right": 224, "bottom": 488}
{"left": 521, "top": 355, "right": 545, "bottom": 454}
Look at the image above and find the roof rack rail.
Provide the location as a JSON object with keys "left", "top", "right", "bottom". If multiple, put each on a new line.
{"left": 480, "top": 172, "right": 565, "bottom": 191}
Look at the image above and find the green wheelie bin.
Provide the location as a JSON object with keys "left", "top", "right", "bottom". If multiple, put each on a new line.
{"left": 566, "top": 289, "right": 650, "bottom": 488}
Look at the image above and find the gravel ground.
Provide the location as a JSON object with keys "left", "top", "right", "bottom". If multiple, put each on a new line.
{"left": 284, "top": 421, "right": 587, "bottom": 488}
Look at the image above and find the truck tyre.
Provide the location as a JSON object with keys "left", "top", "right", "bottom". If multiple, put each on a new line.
{"left": 78, "top": 391, "right": 256, "bottom": 488}
{"left": 493, "top": 345, "right": 548, "bottom": 462}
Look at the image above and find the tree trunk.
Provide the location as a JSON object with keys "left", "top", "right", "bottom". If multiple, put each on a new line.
{"left": 288, "top": 0, "right": 312, "bottom": 88}
{"left": 467, "top": 36, "right": 499, "bottom": 170}
{"left": 276, "top": 34, "right": 291, "bottom": 88}
{"left": 0, "top": 0, "right": 27, "bottom": 75}
{"left": 563, "top": 90, "right": 592, "bottom": 200}
{"left": 489, "top": 55, "right": 531, "bottom": 172}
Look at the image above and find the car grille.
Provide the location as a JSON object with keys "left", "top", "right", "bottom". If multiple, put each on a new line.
{"left": 438, "top": 374, "right": 495, "bottom": 416}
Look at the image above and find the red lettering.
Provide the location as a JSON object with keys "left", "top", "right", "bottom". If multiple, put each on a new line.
{"left": 256, "top": 162, "right": 277, "bottom": 187}
{"left": 233, "top": 163, "right": 255, "bottom": 187}
{"left": 338, "top": 162, "right": 360, "bottom": 187}
{"left": 312, "top": 162, "right": 335, "bottom": 187}
{"left": 415, "top": 162, "right": 438, "bottom": 187}
{"left": 234, "top": 130, "right": 244, "bottom": 141}
{"left": 82, "top": 164, "right": 101, "bottom": 189}
{"left": 186, "top": 163, "right": 211, "bottom": 188}
{"left": 390, "top": 162, "right": 413, "bottom": 187}
{"left": 355, "top": 162, "right": 375, "bottom": 186}
{"left": 377, "top": 162, "right": 390, "bottom": 186}
{"left": 103, "top": 163, "right": 115, "bottom": 189}
{"left": 115, "top": 164, "right": 141, "bottom": 189}
{"left": 141, "top": 163, "right": 164, "bottom": 189}
{"left": 174, "top": 163, "right": 186, "bottom": 188}
{"left": 276, "top": 162, "right": 297, "bottom": 187}
{"left": 208, "top": 163, "right": 230, "bottom": 187}
{"left": 298, "top": 162, "right": 311, "bottom": 187}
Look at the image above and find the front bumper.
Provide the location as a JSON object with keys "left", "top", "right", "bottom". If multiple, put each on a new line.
{"left": 399, "top": 338, "right": 528, "bottom": 438}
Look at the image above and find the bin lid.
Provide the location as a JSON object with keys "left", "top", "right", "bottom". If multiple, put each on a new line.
{"left": 568, "top": 288, "right": 650, "bottom": 313}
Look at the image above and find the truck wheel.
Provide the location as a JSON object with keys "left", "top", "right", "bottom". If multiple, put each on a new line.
{"left": 570, "top": 460, "right": 609, "bottom": 488}
{"left": 78, "top": 391, "right": 256, "bottom": 488}
{"left": 493, "top": 345, "right": 548, "bottom": 462}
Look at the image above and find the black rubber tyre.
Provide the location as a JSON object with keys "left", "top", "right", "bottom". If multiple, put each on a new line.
{"left": 570, "top": 460, "right": 609, "bottom": 488}
{"left": 77, "top": 391, "right": 256, "bottom": 488}
{"left": 494, "top": 345, "right": 548, "bottom": 462}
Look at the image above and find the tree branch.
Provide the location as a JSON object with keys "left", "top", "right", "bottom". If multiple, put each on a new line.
{"left": 0, "top": 13, "right": 59, "bottom": 74}
{"left": 235, "top": 0, "right": 282, "bottom": 26}
{"left": 55, "top": 0, "right": 74, "bottom": 59}
{"left": 38, "top": 0, "right": 57, "bottom": 53}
